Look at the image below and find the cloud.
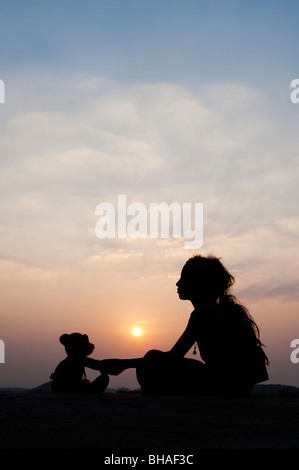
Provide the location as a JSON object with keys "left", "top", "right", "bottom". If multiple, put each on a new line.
{"left": 239, "top": 281, "right": 299, "bottom": 303}
{"left": 0, "top": 73, "right": 298, "bottom": 304}
{"left": 0, "top": 257, "right": 56, "bottom": 284}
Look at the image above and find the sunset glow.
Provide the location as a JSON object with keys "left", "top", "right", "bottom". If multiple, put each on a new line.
{"left": 132, "top": 328, "right": 142, "bottom": 337}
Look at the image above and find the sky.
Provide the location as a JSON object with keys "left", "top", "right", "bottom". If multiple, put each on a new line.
{"left": 0, "top": 0, "right": 299, "bottom": 390}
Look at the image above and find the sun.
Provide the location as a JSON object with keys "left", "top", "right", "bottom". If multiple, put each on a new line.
{"left": 132, "top": 327, "right": 142, "bottom": 337}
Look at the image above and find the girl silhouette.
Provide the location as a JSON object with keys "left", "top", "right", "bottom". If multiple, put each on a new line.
{"left": 101, "top": 255, "right": 269, "bottom": 397}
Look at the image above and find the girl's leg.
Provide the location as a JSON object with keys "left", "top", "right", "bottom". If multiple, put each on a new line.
{"left": 136, "top": 349, "right": 208, "bottom": 396}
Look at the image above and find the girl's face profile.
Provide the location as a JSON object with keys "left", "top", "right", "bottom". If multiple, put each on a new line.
{"left": 176, "top": 266, "right": 196, "bottom": 301}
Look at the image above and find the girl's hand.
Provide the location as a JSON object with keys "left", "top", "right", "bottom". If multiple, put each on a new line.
{"left": 100, "top": 359, "right": 127, "bottom": 376}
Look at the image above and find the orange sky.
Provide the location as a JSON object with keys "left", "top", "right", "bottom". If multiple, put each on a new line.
{"left": 1, "top": 243, "right": 299, "bottom": 390}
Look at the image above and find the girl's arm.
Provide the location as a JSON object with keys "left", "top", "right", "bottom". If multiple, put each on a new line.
{"left": 85, "top": 357, "right": 143, "bottom": 375}
{"left": 167, "top": 320, "right": 196, "bottom": 357}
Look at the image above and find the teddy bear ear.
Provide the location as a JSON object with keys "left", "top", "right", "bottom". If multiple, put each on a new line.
{"left": 59, "top": 334, "right": 69, "bottom": 345}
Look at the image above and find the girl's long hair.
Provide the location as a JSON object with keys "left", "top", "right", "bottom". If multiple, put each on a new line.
{"left": 184, "top": 254, "right": 269, "bottom": 365}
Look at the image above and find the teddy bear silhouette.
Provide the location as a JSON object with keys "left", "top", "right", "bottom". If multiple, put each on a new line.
{"left": 50, "top": 333, "right": 109, "bottom": 393}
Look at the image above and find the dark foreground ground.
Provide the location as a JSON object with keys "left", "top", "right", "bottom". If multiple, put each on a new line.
{"left": 0, "top": 384, "right": 299, "bottom": 450}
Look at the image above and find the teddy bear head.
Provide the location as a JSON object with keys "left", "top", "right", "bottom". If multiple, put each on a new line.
{"left": 59, "top": 333, "right": 95, "bottom": 357}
